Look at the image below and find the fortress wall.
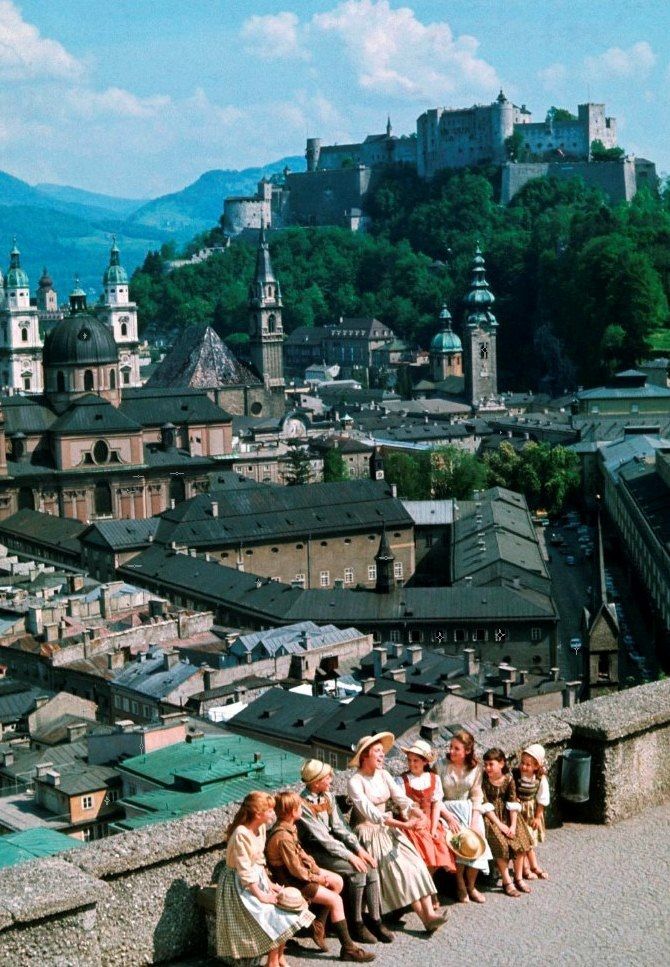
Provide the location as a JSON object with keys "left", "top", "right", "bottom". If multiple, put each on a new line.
{"left": 286, "top": 167, "right": 374, "bottom": 226}
{"left": 501, "top": 159, "right": 643, "bottom": 204}
{"left": 1, "top": 679, "right": 669, "bottom": 964}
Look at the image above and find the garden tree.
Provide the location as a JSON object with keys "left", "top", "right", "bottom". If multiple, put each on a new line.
{"left": 431, "top": 446, "right": 488, "bottom": 500}
{"left": 383, "top": 451, "right": 431, "bottom": 499}
{"left": 395, "top": 365, "right": 414, "bottom": 400}
{"left": 546, "top": 107, "right": 577, "bottom": 123}
{"left": 483, "top": 441, "right": 522, "bottom": 490}
{"left": 505, "top": 130, "right": 527, "bottom": 161}
{"left": 322, "top": 447, "right": 349, "bottom": 483}
{"left": 282, "top": 447, "right": 312, "bottom": 486}
{"left": 484, "top": 441, "right": 579, "bottom": 515}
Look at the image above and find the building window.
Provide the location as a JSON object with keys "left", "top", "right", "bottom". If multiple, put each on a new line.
{"left": 93, "top": 440, "right": 109, "bottom": 464}
{"left": 94, "top": 481, "right": 113, "bottom": 516}
{"left": 84, "top": 369, "right": 94, "bottom": 392}
{"left": 368, "top": 565, "right": 377, "bottom": 581}
{"left": 21, "top": 327, "right": 28, "bottom": 342}
{"left": 389, "top": 629, "right": 401, "bottom": 643}
{"left": 23, "top": 376, "right": 31, "bottom": 391}
{"left": 57, "top": 370, "right": 65, "bottom": 392}
{"left": 320, "top": 570, "right": 330, "bottom": 587}
{"left": 453, "top": 628, "right": 467, "bottom": 642}
{"left": 122, "top": 369, "right": 130, "bottom": 385}
{"left": 344, "top": 567, "right": 354, "bottom": 584}
{"left": 110, "top": 369, "right": 116, "bottom": 389}
{"left": 114, "top": 695, "right": 123, "bottom": 709}
{"left": 393, "top": 562, "right": 403, "bottom": 579}
{"left": 131, "top": 701, "right": 139, "bottom": 714}
{"left": 81, "top": 795, "right": 94, "bottom": 811}
{"left": 120, "top": 322, "right": 128, "bottom": 337}
{"left": 295, "top": 573, "right": 305, "bottom": 585}
{"left": 122, "top": 697, "right": 130, "bottom": 711}
{"left": 472, "top": 628, "right": 487, "bottom": 642}
{"left": 531, "top": 627, "right": 542, "bottom": 641}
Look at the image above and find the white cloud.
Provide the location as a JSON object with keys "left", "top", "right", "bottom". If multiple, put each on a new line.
{"left": 241, "top": 11, "right": 309, "bottom": 61}
{"left": 0, "top": 0, "right": 83, "bottom": 80}
{"left": 584, "top": 41, "right": 656, "bottom": 80}
{"left": 312, "top": 0, "right": 498, "bottom": 100}
{"left": 65, "top": 87, "right": 171, "bottom": 120}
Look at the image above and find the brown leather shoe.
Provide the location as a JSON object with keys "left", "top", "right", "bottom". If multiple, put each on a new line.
{"left": 340, "top": 944, "right": 375, "bottom": 962}
{"left": 368, "top": 920, "right": 394, "bottom": 943}
{"left": 312, "top": 919, "right": 330, "bottom": 951}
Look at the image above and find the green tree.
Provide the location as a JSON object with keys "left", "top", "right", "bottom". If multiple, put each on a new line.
{"left": 322, "top": 447, "right": 349, "bottom": 483}
{"left": 590, "top": 139, "right": 625, "bottom": 161}
{"left": 505, "top": 130, "right": 526, "bottom": 162}
{"left": 383, "top": 451, "right": 431, "bottom": 499}
{"left": 484, "top": 441, "right": 522, "bottom": 490}
{"left": 546, "top": 107, "right": 577, "bottom": 123}
{"left": 431, "top": 446, "right": 488, "bottom": 500}
{"left": 283, "top": 447, "right": 312, "bottom": 486}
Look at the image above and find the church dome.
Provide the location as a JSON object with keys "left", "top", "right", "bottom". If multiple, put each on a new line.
{"left": 103, "top": 239, "right": 128, "bottom": 286}
{"left": 5, "top": 243, "right": 29, "bottom": 289}
{"left": 44, "top": 313, "right": 119, "bottom": 368}
{"left": 39, "top": 266, "right": 53, "bottom": 289}
{"left": 431, "top": 329, "right": 462, "bottom": 353}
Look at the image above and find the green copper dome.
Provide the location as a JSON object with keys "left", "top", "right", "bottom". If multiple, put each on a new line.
{"left": 431, "top": 329, "right": 462, "bottom": 353}
{"left": 5, "top": 243, "right": 29, "bottom": 290}
{"left": 103, "top": 239, "right": 128, "bottom": 286}
{"left": 464, "top": 244, "right": 497, "bottom": 328}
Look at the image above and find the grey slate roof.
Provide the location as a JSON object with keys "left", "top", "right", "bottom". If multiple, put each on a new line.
{"left": 112, "top": 647, "right": 201, "bottom": 699}
{"left": 0, "top": 739, "right": 87, "bottom": 783}
{"left": 119, "top": 388, "right": 233, "bottom": 426}
{"left": 0, "top": 682, "right": 55, "bottom": 725}
{"left": 2, "top": 397, "right": 56, "bottom": 434}
{"left": 49, "top": 765, "right": 120, "bottom": 797}
{"left": 79, "top": 517, "right": 159, "bottom": 551}
{"left": 152, "top": 479, "right": 412, "bottom": 548}
{"left": 146, "top": 325, "right": 257, "bottom": 389}
{"left": 0, "top": 509, "right": 86, "bottom": 554}
{"left": 231, "top": 622, "right": 363, "bottom": 658}
{"left": 229, "top": 687, "right": 337, "bottom": 744}
{"left": 50, "top": 395, "right": 142, "bottom": 435}
{"left": 402, "top": 500, "right": 454, "bottom": 526}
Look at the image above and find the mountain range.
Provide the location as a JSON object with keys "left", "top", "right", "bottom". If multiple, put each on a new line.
{"left": 0, "top": 156, "right": 303, "bottom": 299}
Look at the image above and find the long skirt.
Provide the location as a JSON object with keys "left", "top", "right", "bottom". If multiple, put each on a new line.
{"left": 354, "top": 822, "right": 435, "bottom": 914}
{"left": 215, "top": 865, "right": 314, "bottom": 964}
{"left": 484, "top": 810, "right": 534, "bottom": 861}
{"left": 442, "top": 800, "right": 492, "bottom": 872}
{"left": 403, "top": 823, "right": 457, "bottom": 872}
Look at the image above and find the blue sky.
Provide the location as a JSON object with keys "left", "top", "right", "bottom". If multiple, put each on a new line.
{"left": 2, "top": 0, "right": 669, "bottom": 197}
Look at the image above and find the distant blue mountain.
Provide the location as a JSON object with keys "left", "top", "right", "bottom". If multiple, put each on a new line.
{"left": 0, "top": 155, "right": 304, "bottom": 296}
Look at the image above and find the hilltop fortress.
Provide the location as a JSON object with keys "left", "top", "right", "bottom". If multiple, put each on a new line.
{"left": 224, "top": 93, "right": 656, "bottom": 234}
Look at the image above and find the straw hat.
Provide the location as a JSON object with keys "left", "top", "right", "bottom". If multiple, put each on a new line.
{"left": 301, "top": 759, "right": 333, "bottom": 785}
{"left": 400, "top": 738, "right": 436, "bottom": 763}
{"left": 448, "top": 828, "right": 486, "bottom": 862}
{"left": 523, "top": 743, "right": 546, "bottom": 768}
{"left": 348, "top": 731, "right": 395, "bottom": 768}
{"left": 275, "top": 886, "right": 307, "bottom": 912}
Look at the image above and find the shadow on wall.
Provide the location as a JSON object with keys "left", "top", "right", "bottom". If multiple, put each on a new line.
{"left": 153, "top": 877, "right": 199, "bottom": 963}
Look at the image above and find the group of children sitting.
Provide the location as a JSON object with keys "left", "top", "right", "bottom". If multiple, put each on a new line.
{"left": 214, "top": 732, "right": 550, "bottom": 966}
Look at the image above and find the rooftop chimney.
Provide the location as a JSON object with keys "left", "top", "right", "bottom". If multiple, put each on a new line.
{"left": 551, "top": 666, "right": 560, "bottom": 682}
{"left": 377, "top": 689, "right": 396, "bottom": 714}
{"left": 388, "top": 667, "right": 406, "bottom": 684}
{"left": 463, "top": 647, "right": 477, "bottom": 676}
{"left": 371, "top": 646, "right": 387, "bottom": 678}
{"left": 361, "top": 678, "right": 375, "bottom": 694}
{"left": 34, "top": 762, "right": 54, "bottom": 779}
{"left": 406, "top": 645, "right": 422, "bottom": 665}
{"left": 185, "top": 730, "right": 205, "bottom": 743}
{"left": 518, "top": 669, "right": 528, "bottom": 685}
{"left": 491, "top": 714, "right": 500, "bottom": 728}
{"left": 163, "top": 650, "right": 180, "bottom": 671}
{"left": 66, "top": 722, "right": 88, "bottom": 743}
{"left": 211, "top": 500, "right": 219, "bottom": 518}
{"left": 419, "top": 723, "right": 440, "bottom": 743}
{"left": 563, "top": 680, "right": 581, "bottom": 708}
{"left": 45, "top": 769, "right": 61, "bottom": 787}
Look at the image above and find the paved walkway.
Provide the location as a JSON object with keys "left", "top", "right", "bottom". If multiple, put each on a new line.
{"left": 173, "top": 800, "right": 670, "bottom": 967}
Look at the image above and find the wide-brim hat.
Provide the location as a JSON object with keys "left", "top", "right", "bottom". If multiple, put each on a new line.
{"left": 400, "top": 738, "right": 436, "bottom": 763}
{"left": 301, "top": 758, "right": 333, "bottom": 785}
{"left": 276, "top": 886, "right": 307, "bottom": 912}
{"left": 348, "top": 731, "right": 395, "bottom": 768}
{"left": 523, "top": 743, "right": 546, "bottom": 768}
{"left": 448, "top": 828, "right": 487, "bottom": 862}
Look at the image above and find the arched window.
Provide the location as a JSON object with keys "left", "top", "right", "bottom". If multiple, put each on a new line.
{"left": 18, "top": 487, "right": 34, "bottom": 511}
{"left": 121, "top": 368, "right": 130, "bottom": 385}
{"left": 94, "top": 482, "right": 113, "bottom": 516}
{"left": 110, "top": 369, "right": 116, "bottom": 389}
{"left": 21, "top": 328, "right": 28, "bottom": 342}
{"left": 268, "top": 313, "right": 276, "bottom": 333}
{"left": 84, "top": 369, "right": 94, "bottom": 391}
{"left": 169, "top": 476, "right": 186, "bottom": 504}
{"left": 93, "top": 440, "right": 109, "bottom": 464}
{"left": 120, "top": 322, "right": 128, "bottom": 337}
{"left": 57, "top": 371, "right": 65, "bottom": 392}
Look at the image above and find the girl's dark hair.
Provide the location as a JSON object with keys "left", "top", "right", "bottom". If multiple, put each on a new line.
{"left": 450, "top": 729, "right": 478, "bottom": 769}
{"left": 483, "top": 747, "right": 509, "bottom": 773}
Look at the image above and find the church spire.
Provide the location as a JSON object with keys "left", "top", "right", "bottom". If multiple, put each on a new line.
{"left": 375, "top": 526, "right": 395, "bottom": 594}
{"left": 248, "top": 223, "right": 284, "bottom": 387}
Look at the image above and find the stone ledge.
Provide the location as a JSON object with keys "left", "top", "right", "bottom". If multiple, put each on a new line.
{"left": 562, "top": 679, "right": 670, "bottom": 741}
{"left": 0, "top": 857, "right": 105, "bottom": 928}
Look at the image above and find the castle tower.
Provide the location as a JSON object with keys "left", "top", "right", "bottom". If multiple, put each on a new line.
{"left": 375, "top": 526, "right": 395, "bottom": 594}
{"left": 462, "top": 245, "right": 499, "bottom": 407}
{"left": 248, "top": 225, "right": 284, "bottom": 388}
{"left": 98, "top": 238, "right": 141, "bottom": 387}
{"left": 0, "top": 241, "right": 43, "bottom": 394}
{"left": 430, "top": 304, "right": 463, "bottom": 381}
{"left": 491, "top": 90, "right": 515, "bottom": 163}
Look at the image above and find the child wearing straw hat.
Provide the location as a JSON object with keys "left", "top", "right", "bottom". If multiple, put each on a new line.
{"left": 347, "top": 732, "right": 448, "bottom": 932}
{"left": 399, "top": 738, "right": 457, "bottom": 877}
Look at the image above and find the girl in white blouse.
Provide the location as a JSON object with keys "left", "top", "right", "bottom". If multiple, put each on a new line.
{"left": 438, "top": 729, "right": 492, "bottom": 903}
{"left": 347, "top": 732, "right": 448, "bottom": 932}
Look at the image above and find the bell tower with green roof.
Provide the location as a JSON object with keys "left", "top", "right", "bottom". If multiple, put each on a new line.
{"left": 0, "top": 240, "right": 43, "bottom": 394}
{"left": 462, "top": 244, "right": 499, "bottom": 407}
{"left": 430, "top": 303, "right": 462, "bottom": 381}
{"left": 248, "top": 225, "right": 284, "bottom": 388}
{"left": 98, "top": 237, "right": 141, "bottom": 387}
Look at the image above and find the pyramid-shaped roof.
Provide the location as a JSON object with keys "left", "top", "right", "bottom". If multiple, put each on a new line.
{"left": 147, "top": 325, "right": 257, "bottom": 389}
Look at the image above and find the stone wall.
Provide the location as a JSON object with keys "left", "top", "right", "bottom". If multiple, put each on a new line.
{"left": 1, "top": 679, "right": 669, "bottom": 964}
{"left": 500, "top": 158, "right": 642, "bottom": 204}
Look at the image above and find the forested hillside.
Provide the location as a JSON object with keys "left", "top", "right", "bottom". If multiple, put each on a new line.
{"left": 130, "top": 169, "right": 670, "bottom": 391}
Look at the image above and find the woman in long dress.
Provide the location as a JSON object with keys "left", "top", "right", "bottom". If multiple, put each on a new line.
{"left": 437, "top": 730, "right": 492, "bottom": 903}
{"left": 346, "top": 732, "right": 447, "bottom": 932}
{"left": 216, "top": 791, "right": 314, "bottom": 967}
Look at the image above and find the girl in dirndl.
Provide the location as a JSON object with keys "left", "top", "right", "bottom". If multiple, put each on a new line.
{"left": 400, "top": 739, "right": 457, "bottom": 875}
{"left": 513, "top": 743, "right": 550, "bottom": 880}
{"left": 215, "top": 791, "right": 313, "bottom": 967}
{"left": 481, "top": 748, "right": 534, "bottom": 899}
